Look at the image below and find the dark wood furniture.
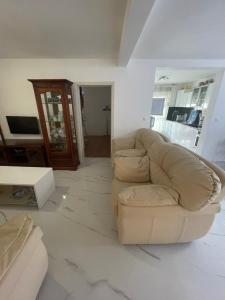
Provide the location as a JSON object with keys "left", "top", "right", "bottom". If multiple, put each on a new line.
{"left": 0, "top": 139, "right": 47, "bottom": 167}
{"left": 29, "top": 79, "right": 79, "bottom": 170}
{"left": 0, "top": 124, "right": 5, "bottom": 145}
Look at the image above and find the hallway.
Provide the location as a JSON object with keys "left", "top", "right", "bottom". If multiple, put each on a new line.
{"left": 84, "top": 135, "right": 110, "bottom": 157}
{"left": 80, "top": 86, "right": 111, "bottom": 158}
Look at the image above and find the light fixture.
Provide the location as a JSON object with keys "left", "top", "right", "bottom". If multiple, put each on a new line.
{"left": 158, "top": 75, "right": 169, "bottom": 81}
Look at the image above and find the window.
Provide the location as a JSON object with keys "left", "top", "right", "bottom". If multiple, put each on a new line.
{"left": 151, "top": 98, "right": 165, "bottom": 115}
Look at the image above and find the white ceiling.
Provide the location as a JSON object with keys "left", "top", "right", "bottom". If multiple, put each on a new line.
{"left": 1, "top": 0, "right": 225, "bottom": 62}
{"left": 0, "top": 0, "right": 127, "bottom": 58}
{"left": 134, "top": 0, "right": 225, "bottom": 59}
{"left": 155, "top": 68, "right": 218, "bottom": 84}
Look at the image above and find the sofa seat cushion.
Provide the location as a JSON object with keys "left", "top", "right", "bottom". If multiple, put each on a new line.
{"left": 115, "top": 149, "right": 146, "bottom": 158}
{"left": 119, "top": 184, "right": 179, "bottom": 207}
{"left": 114, "top": 156, "right": 150, "bottom": 183}
{"left": 112, "top": 178, "right": 148, "bottom": 216}
{"left": 0, "top": 215, "right": 33, "bottom": 281}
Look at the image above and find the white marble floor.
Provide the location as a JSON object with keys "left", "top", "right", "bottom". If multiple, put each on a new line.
{"left": 1, "top": 158, "right": 225, "bottom": 300}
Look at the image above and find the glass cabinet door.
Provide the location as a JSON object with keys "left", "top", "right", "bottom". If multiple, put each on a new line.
{"left": 40, "top": 90, "right": 68, "bottom": 152}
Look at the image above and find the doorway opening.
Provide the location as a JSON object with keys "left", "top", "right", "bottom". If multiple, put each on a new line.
{"left": 79, "top": 85, "right": 111, "bottom": 157}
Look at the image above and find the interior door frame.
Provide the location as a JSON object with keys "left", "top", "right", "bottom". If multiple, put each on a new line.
{"left": 73, "top": 81, "right": 114, "bottom": 162}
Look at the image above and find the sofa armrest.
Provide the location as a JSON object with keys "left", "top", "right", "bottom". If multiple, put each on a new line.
{"left": 0, "top": 215, "right": 34, "bottom": 281}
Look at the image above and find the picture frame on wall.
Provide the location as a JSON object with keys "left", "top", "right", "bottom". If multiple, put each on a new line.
{"left": 151, "top": 98, "right": 165, "bottom": 115}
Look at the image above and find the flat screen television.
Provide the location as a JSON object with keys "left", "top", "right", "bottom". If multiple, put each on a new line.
{"left": 6, "top": 116, "right": 40, "bottom": 134}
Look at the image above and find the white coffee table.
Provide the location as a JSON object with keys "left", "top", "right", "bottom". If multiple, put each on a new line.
{"left": 0, "top": 166, "right": 55, "bottom": 208}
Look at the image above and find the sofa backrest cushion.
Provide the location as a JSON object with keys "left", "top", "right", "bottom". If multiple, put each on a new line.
{"left": 114, "top": 156, "right": 150, "bottom": 183}
{"left": 149, "top": 142, "right": 221, "bottom": 211}
{"left": 112, "top": 136, "right": 135, "bottom": 154}
{"left": 135, "top": 128, "right": 165, "bottom": 150}
{"left": 115, "top": 148, "right": 146, "bottom": 158}
{"left": 183, "top": 148, "right": 225, "bottom": 204}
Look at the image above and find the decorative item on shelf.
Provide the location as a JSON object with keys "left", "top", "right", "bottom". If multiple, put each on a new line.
{"left": 183, "top": 83, "right": 192, "bottom": 92}
{"left": 50, "top": 128, "right": 65, "bottom": 141}
{"left": 12, "top": 186, "right": 30, "bottom": 199}
{"left": 199, "top": 78, "right": 214, "bottom": 87}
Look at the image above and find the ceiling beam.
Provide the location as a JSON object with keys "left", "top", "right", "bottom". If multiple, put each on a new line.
{"left": 118, "top": 0, "right": 156, "bottom": 66}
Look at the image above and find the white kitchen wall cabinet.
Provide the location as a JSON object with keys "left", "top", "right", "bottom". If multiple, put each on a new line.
{"left": 175, "top": 90, "right": 192, "bottom": 107}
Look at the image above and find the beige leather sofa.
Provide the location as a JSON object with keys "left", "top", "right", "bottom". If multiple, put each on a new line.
{"left": 0, "top": 214, "right": 48, "bottom": 300}
{"left": 112, "top": 128, "right": 225, "bottom": 244}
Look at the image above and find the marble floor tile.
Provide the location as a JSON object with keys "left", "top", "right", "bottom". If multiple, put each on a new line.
{"left": 36, "top": 273, "right": 69, "bottom": 300}
{"left": 1, "top": 158, "right": 225, "bottom": 300}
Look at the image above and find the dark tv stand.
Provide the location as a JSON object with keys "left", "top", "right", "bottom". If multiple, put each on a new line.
{"left": 0, "top": 139, "right": 47, "bottom": 167}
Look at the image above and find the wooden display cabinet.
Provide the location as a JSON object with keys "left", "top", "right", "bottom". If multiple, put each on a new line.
{"left": 29, "top": 79, "right": 79, "bottom": 170}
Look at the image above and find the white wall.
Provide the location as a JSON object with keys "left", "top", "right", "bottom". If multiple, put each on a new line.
{"left": 0, "top": 59, "right": 154, "bottom": 139}
{"left": 82, "top": 86, "right": 111, "bottom": 136}
{"left": 198, "top": 70, "right": 225, "bottom": 162}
